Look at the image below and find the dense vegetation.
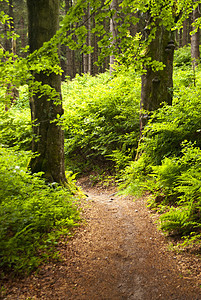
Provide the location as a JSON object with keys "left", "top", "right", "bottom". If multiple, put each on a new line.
{"left": 120, "top": 46, "right": 201, "bottom": 248}
{"left": 0, "top": 96, "right": 81, "bottom": 274}
{"left": 62, "top": 45, "right": 201, "bottom": 249}
{"left": 62, "top": 71, "right": 141, "bottom": 172}
{"left": 0, "top": 146, "right": 80, "bottom": 274}
{"left": 1, "top": 45, "right": 201, "bottom": 275}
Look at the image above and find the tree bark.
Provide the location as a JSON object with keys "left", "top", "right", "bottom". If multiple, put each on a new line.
{"left": 88, "top": 5, "right": 92, "bottom": 75}
{"left": 179, "top": 28, "right": 182, "bottom": 47}
{"left": 182, "top": 19, "right": 188, "bottom": 46}
{"left": 141, "top": 23, "right": 175, "bottom": 132}
{"left": 191, "top": 5, "right": 200, "bottom": 68}
{"left": 27, "top": 0, "right": 66, "bottom": 184}
{"left": 20, "top": 16, "right": 27, "bottom": 57}
{"left": 109, "top": 0, "right": 118, "bottom": 74}
{"left": 83, "top": 6, "right": 88, "bottom": 74}
{"left": 92, "top": 18, "right": 99, "bottom": 75}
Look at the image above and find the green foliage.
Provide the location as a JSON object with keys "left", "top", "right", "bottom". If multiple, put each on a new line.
{"left": 139, "top": 72, "right": 201, "bottom": 166}
{"left": 130, "top": 142, "right": 201, "bottom": 240}
{"left": 160, "top": 206, "right": 195, "bottom": 235}
{"left": 0, "top": 104, "right": 32, "bottom": 150}
{"left": 1, "top": 0, "right": 200, "bottom": 258}
{"left": 151, "top": 157, "right": 182, "bottom": 195}
{"left": 0, "top": 147, "right": 80, "bottom": 274}
{"left": 15, "top": 85, "right": 30, "bottom": 109}
{"left": 107, "top": 149, "right": 132, "bottom": 173}
{"left": 62, "top": 70, "right": 140, "bottom": 172}
{"left": 118, "top": 62, "right": 201, "bottom": 246}
{"left": 118, "top": 154, "right": 152, "bottom": 197}
{"left": 174, "top": 45, "right": 192, "bottom": 67}
{"left": 159, "top": 146, "right": 201, "bottom": 236}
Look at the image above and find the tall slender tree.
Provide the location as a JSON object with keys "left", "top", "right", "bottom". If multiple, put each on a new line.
{"left": 27, "top": 0, "right": 66, "bottom": 184}
{"left": 191, "top": 4, "right": 200, "bottom": 68}
{"left": 109, "top": 0, "right": 118, "bottom": 74}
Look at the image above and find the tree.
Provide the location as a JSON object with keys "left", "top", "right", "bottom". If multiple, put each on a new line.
{"left": 140, "top": 14, "right": 175, "bottom": 132}
{"left": 191, "top": 4, "right": 200, "bottom": 68}
{"left": 27, "top": 0, "right": 67, "bottom": 184}
{"left": 109, "top": 0, "right": 118, "bottom": 74}
{"left": 182, "top": 19, "right": 190, "bottom": 46}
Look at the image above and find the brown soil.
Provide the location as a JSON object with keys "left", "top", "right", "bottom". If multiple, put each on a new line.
{"left": 1, "top": 176, "right": 201, "bottom": 299}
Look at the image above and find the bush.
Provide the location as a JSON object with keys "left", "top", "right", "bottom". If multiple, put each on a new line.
{"left": 0, "top": 146, "right": 80, "bottom": 274}
{"left": 139, "top": 79, "right": 201, "bottom": 166}
{"left": 159, "top": 144, "right": 201, "bottom": 236}
{"left": 118, "top": 153, "right": 152, "bottom": 196}
{"left": 62, "top": 71, "right": 141, "bottom": 172}
{"left": 145, "top": 143, "right": 201, "bottom": 239}
{"left": 174, "top": 45, "right": 192, "bottom": 67}
{"left": 0, "top": 104, "right": 32, "bottom": 150}
{"left": 118, "top": 64, "right": 201, "bottom": 245}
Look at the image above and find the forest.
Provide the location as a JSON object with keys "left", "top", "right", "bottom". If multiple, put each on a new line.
{"left": 1, "top": 0, "right": 201, "bottom": 278}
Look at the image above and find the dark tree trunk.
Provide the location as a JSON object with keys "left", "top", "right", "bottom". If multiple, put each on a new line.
{"left": 179, "top": 28, "right": 182, "bottom": 47}
{"left": 27, "top": 0, "right": 66, "bottom": 184}
{"left": 3, "top": 0, "right": 14, "bottom": 52}
{"left": 141, "top": 24, "right": 175, "bottom": 132}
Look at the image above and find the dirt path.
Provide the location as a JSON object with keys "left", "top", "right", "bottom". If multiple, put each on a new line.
{"left": 1, "top": 178, "right": 201, "bottom": 299}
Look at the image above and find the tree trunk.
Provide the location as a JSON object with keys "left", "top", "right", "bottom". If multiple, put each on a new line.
{"left": 182, "top": 19, "right": 188, "bottom": 46}
{"left": 20, "top": 16, "right": 27, "bottom": 57}
{"left": 109, "top": 0, "right": 118, "bottom": 74}
{"left": 191, "top": 5, "right": 200, "bottom": 68}
{"left": 83, "top": 6, "right": 88, "bottom": 74}
{"left": 88, "top": 5, "right": 92, "bottom": 75}
{"left": 64, "top": 0, "right": 75, "bottom": 79}
{"left": 179, "top": 28, "right": 182, "bottom": 47}
{"left": 27, "top": 0, "right": 66, "bottom": 184}
{"left": 3, "top": 0, "right": 14, "bottom": 52}
{"left": 93, "top": 19, "right": 99, "bottom": 75}
{"left": 141, "top": 23, "right": 175, "bottom": 132}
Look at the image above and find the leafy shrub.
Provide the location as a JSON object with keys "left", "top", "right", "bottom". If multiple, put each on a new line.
{"left": 118, "top": 64, "right": 201, "bottom": 245}
{"left": 118, "top": 80, "right": 201, "bottom": 197}
{"left": 0, "top": 104, "right": 32, "bottom": 150}
{"left": 174, "top": 66, "right": 196, "bottom": 87}
{"left": 0, "top": 146, "right": 80, "bottom": 274}
{"left": 62, "top": 71, "right": 141, "bottom": 172}
{"left": 139, "top": 80, "right": 201, "bottom": 166}
{"left": 15, "top": 85, "right": 30, "bottom": 109}
{"left": 151, "top": 157, "right": 182, "bottom": 198}
{"left": 147, "top": 143, "right": 201, "bottom": 239}
{"left": 118, "top": 154, "right": 152, "bottom": 196}
{"left": 174, "top": 45, "right": 191, "bottom": 67}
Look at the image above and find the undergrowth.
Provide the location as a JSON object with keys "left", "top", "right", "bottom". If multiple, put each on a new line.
{"left": 0, "top": 146, "right": 81, "bottom": 275}
{"left": 119, "top": 47, "right": 201, "bottom": 248}
{"left": 61, "top": 70, "right": 140, "bottom": 173}
{"left": 2, "top": 45, "right": 201, "bottom": 259}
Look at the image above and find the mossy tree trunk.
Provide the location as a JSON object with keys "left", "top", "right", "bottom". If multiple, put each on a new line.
{"left": 140, "top": 22, "right": 175, "bottom": 132}
{"left": 27, "top": 0, "right": 67, "bottom": 184}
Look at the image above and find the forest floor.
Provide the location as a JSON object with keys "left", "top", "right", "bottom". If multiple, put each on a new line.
{"left": 1, "top": 175, "right": 201, "bottom": 299}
